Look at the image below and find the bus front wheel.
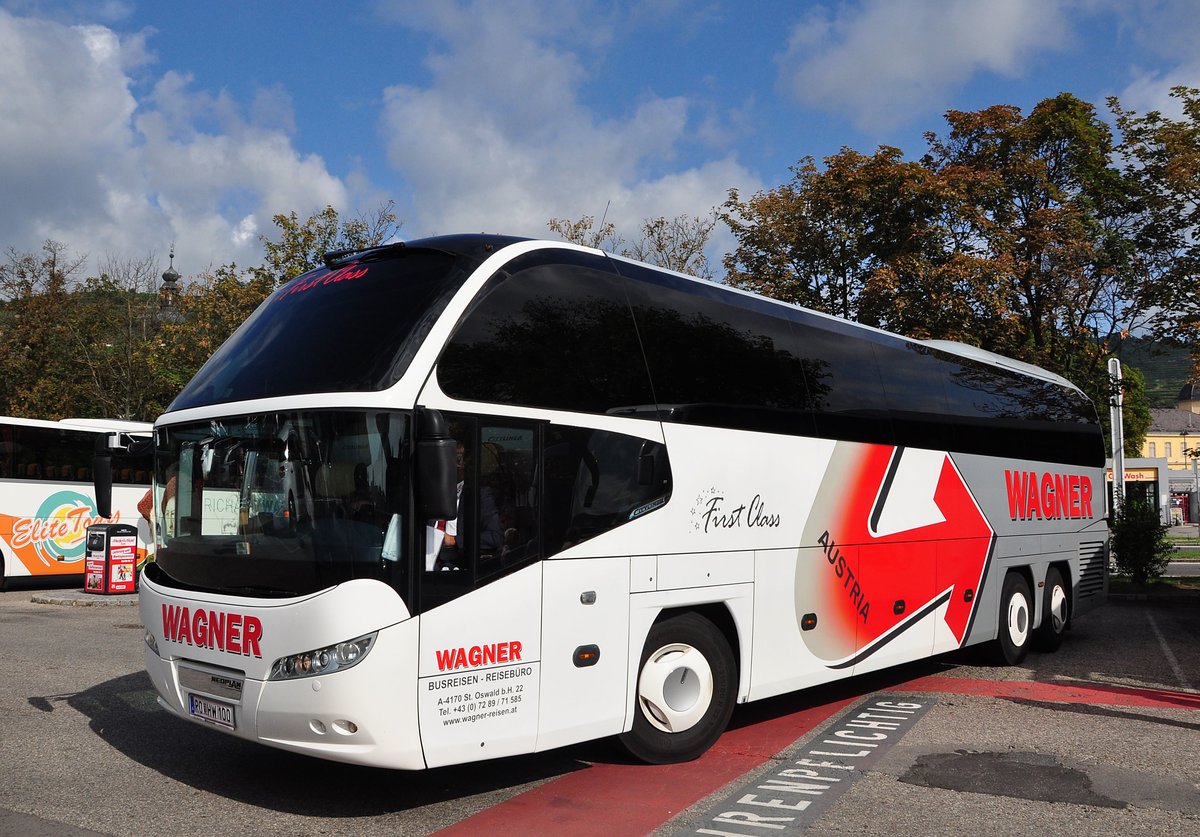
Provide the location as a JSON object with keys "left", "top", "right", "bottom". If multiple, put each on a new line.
{"left": 994, "top": 572, "right": 1032, "bottom": 666}
{"left": 620, "top": 612, "right": 736, "bottom": 764}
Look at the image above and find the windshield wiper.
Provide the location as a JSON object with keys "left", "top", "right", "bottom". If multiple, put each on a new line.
{"left": 216, "top": 585, "right": 299, "bottom": 599}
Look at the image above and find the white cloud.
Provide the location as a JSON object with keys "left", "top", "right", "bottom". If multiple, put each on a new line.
{"left": 377, "top": 0, "right": 755, "bottom": 254}
{"left": 0, "top": 9, "right": 352, "bottom": 277}
{"left": 776, "top": 0, "right": 1073, "bottom": 132}
{"left": 1115, "top": 66, "right": 1200, "bottom": 121}
{"left": 1104, "top": 0, "right": 1200, "bottom": 120}
{"left": 0, "top": 1, "right": 755, "bottom": 286}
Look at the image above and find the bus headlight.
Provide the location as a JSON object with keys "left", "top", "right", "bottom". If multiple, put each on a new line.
{"left": 268, "top": 632, "right": 377, "bottom": 681}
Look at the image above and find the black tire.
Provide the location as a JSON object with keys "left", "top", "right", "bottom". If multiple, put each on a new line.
{"left": 1033, "top": 567, "right": 1069, "bottom": 652}
{"left": 620, "top": 612, "right": 736, "bottom": 764}
{"left": 994, "top": 572, "right": 1033, "bottom": 666}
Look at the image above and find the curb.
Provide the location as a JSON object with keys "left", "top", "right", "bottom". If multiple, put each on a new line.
{"left": 30, "top": 590, "right": 139, "bottom": 607}
{"left": 1108, "top": 591, "right": 1200, "bottom": 602}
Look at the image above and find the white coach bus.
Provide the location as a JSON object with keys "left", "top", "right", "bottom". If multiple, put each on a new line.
{"left": 113, "top": 235, "right": 1108, "bottom": 768}
{"left": 0, "top": 416, "right": 151, "bottom": 588}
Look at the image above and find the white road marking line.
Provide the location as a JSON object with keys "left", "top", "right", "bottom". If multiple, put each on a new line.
{"left": 1146, "top": 611, "right": 1193, "bottom": 691}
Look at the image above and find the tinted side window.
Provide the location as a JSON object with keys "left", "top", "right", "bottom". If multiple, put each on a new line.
{"left": 542, "top": 426, "right": 671, "bottom": 558}
{"left": 477, "top": 423, "right": 538, "bottom": 577}
{"left": 938, "top": 353, "right": 1103, "bottom": 466}
{"left": 871, "top": 339, "right": 950, "bottom": 450}
{"left": 786, "top": 311, "right": 893, "bottom": 445}
{"left": 617, "top": 261, "right": 818, "bottom": 436}
{"left": 421, "top": 416, "right": 540, "bottom": 611}
{"left": 439, "top": 251, "right": 654, "bottom": 415}
{"left": 3, "top": 426, "right": 149, "bottom": 484}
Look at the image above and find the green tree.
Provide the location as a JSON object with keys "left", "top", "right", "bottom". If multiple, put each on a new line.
{"left": 1110, "top": 496, "right": 1173, "bottom": 585}
{"left": 547, "top": 215, "right": 622, "bottom": 252}
{"left": 1110, "top": 87, "right": 1200, "bottom": 372}
{"left": 624, "top": 214, "right": 718, "bottom": 280}
{"left": 149, "top": 263, "right": 276, "bottom": 408}
{"left": 0, "top": 241, "right": 90, "bottom": 418}
{"left": 1114, "top": 364, "right": 1153, "bottom": 458}
{"left": 68, "top": 254, "right": 171, "bottom": 420}
{"left": 721, "top": 94, "right": 1162, "bottom": 450}
{"left": 255, "top": 201, "right": 402, "bottom": 286}
{"left": 149, "top": 203, "right": 404, "bottom": 408}
{"left": 548, "top": 212, "right": 718, "bottom": 280}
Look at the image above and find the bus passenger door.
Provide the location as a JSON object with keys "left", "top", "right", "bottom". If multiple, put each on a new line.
{"left": 415, "top": 417, "right": 544, "bottom": 768}
{"left": 536, "top": 556, "right": 630, "bottom": 752}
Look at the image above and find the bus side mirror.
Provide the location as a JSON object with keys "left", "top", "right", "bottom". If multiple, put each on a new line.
{"left": 417, "top": 409, "right": 458, "bottom": 520}
{"left": 93, "top": 434, "right": 113, "bottom": 519}
{"left": 128, "top": 438, "right": 155, "bottom": 457}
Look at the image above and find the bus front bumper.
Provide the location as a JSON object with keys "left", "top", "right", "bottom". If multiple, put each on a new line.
{"left": 144, "top": 619, "right": 426, "bottom": 770}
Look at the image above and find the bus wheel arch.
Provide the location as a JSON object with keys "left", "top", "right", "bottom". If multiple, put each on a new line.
{"left": 620, "top": 608, "right": 738, "bottom": 764}
{"left": 1033, "top": 564, "right": 1071, "bottom": 652}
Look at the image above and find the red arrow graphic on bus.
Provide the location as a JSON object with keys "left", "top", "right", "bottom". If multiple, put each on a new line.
{"left": 796, "top": 444, "right": 994, "bottom": 666}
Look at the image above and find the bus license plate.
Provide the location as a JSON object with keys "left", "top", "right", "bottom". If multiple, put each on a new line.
{"left": 188, "top": 693, "right": 236, "bottom": 730}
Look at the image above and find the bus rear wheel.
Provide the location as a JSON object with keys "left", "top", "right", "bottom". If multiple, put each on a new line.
{"left": 994, "top": 572, "right": 1032, "bottom": 666}
{"left": 620, "top": 612, "right": 736, "bottom": 764}
{"left": 1033, "top": 567, "right": 1069, "bottom": 652}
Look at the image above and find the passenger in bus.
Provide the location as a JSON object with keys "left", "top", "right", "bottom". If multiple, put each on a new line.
{"left": 477, "top": 442, "right": 505, "bottom": 556}
{"left": 160, "top": 468, "right": 179, "bottom": 538}
{"left": 426, "top": 443, "right": 465, "bottom": 571}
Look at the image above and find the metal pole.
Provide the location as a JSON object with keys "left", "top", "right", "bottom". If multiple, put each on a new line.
{"left": 1193, "top": 456, "right": 1198, "bottom": 539}
{"left": 1108, "top": 357, "right": 1125, "bottom": 506}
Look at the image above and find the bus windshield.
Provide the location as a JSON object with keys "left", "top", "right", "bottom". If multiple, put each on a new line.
{"left": 169, "top": 248, "right": 468, "bottom": 411}
{"left": 151, "top": 410, "right": 410, "bottom": 597}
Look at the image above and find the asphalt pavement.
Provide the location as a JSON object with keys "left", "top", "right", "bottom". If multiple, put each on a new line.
{"left": 3, "top": 575, "right": 1198, "bottom": 836}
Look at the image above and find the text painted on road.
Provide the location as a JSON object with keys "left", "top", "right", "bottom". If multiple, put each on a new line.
{"left": 692, "top": 695, "right": 935, "bottom": 835}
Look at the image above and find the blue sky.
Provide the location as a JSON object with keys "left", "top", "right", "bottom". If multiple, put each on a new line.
{"left": 1, "top": 0, "right": 1197, "bottom": 280}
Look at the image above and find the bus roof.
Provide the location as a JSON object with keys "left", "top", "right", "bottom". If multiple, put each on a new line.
{"left": 0, "top": 416, "right": 152, "bottom": 434}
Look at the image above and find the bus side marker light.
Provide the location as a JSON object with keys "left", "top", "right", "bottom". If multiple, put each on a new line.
{"left": 574, "top": 644, "right": 600, "bottom": 667}
{"left": 801, "top": 613, "right": 818, "bottom": 631}
{"left": 963, "top": 589, "right": 975, "bottom": 603}
{"left": 894, "top": 600, "right": 906, "bottom": 615}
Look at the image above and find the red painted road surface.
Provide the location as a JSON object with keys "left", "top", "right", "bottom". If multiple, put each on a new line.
{"left": 435, "top": 675, "right": 1200, "bottom": 836}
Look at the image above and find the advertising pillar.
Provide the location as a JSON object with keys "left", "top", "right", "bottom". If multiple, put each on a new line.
{"left": 84, "top": 523, "right": 140, "bottom": 595}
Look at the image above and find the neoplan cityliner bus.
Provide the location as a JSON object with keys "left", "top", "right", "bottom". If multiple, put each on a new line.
{"left": 1, "top": 416, "right": 151, "bottom": 589}
{"left": 100, "top": 235, "right": 1108, "bottom": 769}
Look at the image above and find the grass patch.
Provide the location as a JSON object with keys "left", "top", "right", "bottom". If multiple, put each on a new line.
{"left": 1109, "top": 575, "right": 1200, "bottom": 595}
